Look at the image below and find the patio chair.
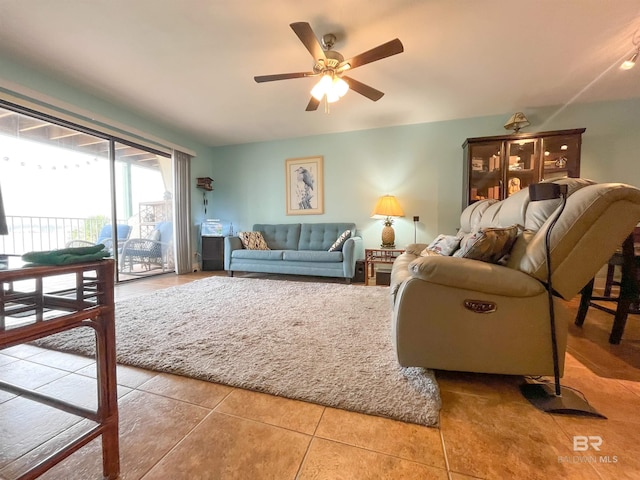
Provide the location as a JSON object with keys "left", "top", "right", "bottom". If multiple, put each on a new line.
{"left": 66, "top": 223, "right": 131, "bottom": 253}
{"left": 119, "top": 221, "right": 173, "bottom": 273}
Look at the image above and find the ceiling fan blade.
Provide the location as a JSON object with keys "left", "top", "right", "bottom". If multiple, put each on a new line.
{"left": 340, "top": 38, "right": 404, "bottom": 70}
{"left": 254, "top": 72, "right": 316, "bottom": 83}
{"left": 290, "top": 22, "right": 326, "bottom": 62}
{"left": 306, "top": 97, "right": 320, "bottom": 111}
{"left": 342, "top": 76, "right": 384, "bottom": 101}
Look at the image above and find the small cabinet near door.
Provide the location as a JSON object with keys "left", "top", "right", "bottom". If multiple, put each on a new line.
{"left": 462, "top": 128, "right": 585, "bottom": 208}
{"left": 202, "top": 236, "right": 224, "bottom": 271}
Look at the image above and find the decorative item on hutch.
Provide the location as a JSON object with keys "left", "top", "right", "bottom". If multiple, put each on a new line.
{"left": 503, "top": 112, "right": 530, "bottom": 133}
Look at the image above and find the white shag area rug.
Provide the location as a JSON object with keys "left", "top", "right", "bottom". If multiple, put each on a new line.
{"left": 35, "top": 276, "right": 441, "bottom": 426}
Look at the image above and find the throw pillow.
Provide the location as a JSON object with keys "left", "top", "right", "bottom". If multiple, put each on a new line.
{"left": 453, "top": 225, "right": 519, "bottom": 263}
{"left": 147, "top": 229, "right": 162, "bottom": 242}
{"left": 238, "top": 231, "right": 270, "bottom": 250}
{"left": 328, "top": 230, "right": 351, "bottom": 252}
{"left": 421, "top": 234, "right": 461, "bottom": 256}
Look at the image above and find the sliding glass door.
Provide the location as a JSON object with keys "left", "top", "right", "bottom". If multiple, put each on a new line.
{"left": 0, "top": 103, "right": 173, "bottom": 282}
{"left": 114, "top": 141, "right": 174, "bottom": 279}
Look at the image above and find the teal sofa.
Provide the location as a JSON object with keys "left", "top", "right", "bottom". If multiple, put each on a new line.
{"left": 224, "top": 223, "right": 364, "bottom": 282}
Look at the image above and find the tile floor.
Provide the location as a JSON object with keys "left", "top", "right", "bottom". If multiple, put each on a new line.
{"left": 1, "top": 271, "right": 639, "bottom": 479}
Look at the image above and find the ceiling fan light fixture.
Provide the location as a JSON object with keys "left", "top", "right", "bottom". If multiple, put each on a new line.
{"left": 310, "top": 74, "right": 349, "bottom": 102}
{"left": 326, "top": 89, "right": 340, "bottom": 103}
{"left": 333, "top": 77, "right": 349, "bottom": 97}
{"left": 311, "top": 74, "right": 333, "bottom": 101}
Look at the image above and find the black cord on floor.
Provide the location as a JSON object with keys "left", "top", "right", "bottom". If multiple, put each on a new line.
{"left": 523, "top": 375, "right": 590, "bottom": 402}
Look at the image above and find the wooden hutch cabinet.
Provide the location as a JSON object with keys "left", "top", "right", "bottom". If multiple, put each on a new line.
{"left": 462, "top": 128, "right": 585, "bottom": 208}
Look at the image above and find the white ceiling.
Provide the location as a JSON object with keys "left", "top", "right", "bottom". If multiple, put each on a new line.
{"left": 1, "top": 0, "right": 639, "bottom": 147}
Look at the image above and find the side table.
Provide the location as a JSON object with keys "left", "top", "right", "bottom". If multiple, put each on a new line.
{"left": 1, "top": 258, "right": 120, "bottom": 480}
{"left": 202, "top": 236, "right": 225, "bottom": 271}
{"left": 364, "top": 248, "right": 405, "bottom": 286}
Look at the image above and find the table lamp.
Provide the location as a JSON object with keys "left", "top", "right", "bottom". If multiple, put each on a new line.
{"left": 520, "top": 182, "right": 605, "bottom": 418}
{"left": 371, "top": 195, "right": 404, "bottom": 248}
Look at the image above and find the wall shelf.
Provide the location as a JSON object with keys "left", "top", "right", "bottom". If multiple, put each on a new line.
{"left": 197, "top": 177, "right": 214, "bottom": 191}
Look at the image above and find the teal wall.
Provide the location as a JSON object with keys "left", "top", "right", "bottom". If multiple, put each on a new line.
{"left": 207, "top": 98, "right": 640, "bottom": 249}
{"left": 2, "top": 54, "right": 639, "bottom": 251}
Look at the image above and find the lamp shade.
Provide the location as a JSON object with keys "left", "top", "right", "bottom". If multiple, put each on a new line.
{"left": 371, "top": 195, "right": 404, "bottom": 217}
{"left": 0, "top": 182, "right": 7, "bottom": 235}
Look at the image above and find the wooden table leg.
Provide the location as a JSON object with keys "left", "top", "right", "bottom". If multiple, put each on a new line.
{"left": 575, "top": 278, "right": 594, "bottom": 327}
{"left": 95, "top": 324, "right": 119, "bottom": 479}
{"left": 364, "top": 260, "right": 370, "bottom": 286}
{"left": 610, "top": 235, "right": 638, "bottom": 344}
{"left": 95, "top": 262, "right": 120, "bottom": 479}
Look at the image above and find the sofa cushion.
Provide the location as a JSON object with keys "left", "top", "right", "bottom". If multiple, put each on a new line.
{"left": 232, "top": 249, "right": 285, "bottom": 260}
{"left": 453, "top": 225, "right": 519, "bottom": 263}
{"left": 328, "top": 230, "right": 351, "bottom": 252}
{"left": 283, "top": 251, "right": 343, "bottom": 262}
{"left": 253, "top": 224, "right": 301, "bottom": 250}
{"left": 298, "top": 223, "right": 355, "bottom": 251}
{"left": 238, "top": 231, "right": 270, "bottom": 250}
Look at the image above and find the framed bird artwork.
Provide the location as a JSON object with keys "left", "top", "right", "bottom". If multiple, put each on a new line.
{"left": 285, "top": 156, "right": 324, "bottom": 215}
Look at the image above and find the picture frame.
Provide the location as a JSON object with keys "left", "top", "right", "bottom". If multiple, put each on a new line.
{"left": 285, "top": 156, "right": 324, "bottom": 215}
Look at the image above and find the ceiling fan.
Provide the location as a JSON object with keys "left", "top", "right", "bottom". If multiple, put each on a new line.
{"left": 254, "top": 22, "right": 404, "bottom": 111}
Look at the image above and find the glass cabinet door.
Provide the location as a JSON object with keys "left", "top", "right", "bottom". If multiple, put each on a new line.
{"left": 468, "top": 141, "right": 502, "bottom": 202}
{"left": 540, "top": 133, "right": 581, "bottom": 181}
{"left": 505, "top": 139, "right": 538, "bottom": 198}
{"left": 463, "top": 129, "right": 584, "bottom": 209}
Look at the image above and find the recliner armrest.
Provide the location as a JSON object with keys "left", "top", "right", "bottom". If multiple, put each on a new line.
{"left": 404, "top": 243, "right": 428, "bottom": 256}
{"left": 408, "top": 255, "right": 545, "bottom": 297}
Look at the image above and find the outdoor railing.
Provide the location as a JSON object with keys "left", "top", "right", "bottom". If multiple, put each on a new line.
{"left": 0, "top": 216, "right": 118, "bottom": 255}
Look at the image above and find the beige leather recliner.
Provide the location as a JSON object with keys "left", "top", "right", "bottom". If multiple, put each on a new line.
{"left": 390, "top": 178, "right": 640, "bottom": 376}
